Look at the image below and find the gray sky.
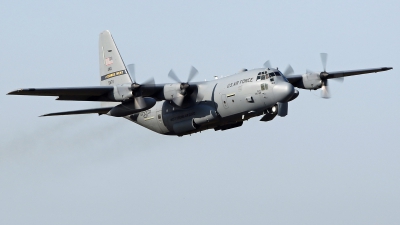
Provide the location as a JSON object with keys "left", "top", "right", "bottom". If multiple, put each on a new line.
{"left": 1, "top": 0, "right": 399, "bottom": 224}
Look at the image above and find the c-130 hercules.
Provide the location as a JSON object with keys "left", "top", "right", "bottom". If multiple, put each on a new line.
{"left": 8, "top": 30, "right": 392, "bottom": 136}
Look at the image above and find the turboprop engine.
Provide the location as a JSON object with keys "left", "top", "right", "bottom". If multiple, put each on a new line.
{"left": 163, "top": 66, "right": 203, "bottom": 108}
{"left": 299, "top": 72, "right": 323, "bottom": 90}
{"left": 163, "top": 82, "right": 201, "bottom": 108}
{"left": 106, "top": 64, "right": 157, "bottom": 117}
{"left": 103, "top": 84, "right": 156, "bottom": 117}
{"left": 295, "top": 53, "right": 345, "bottom": 98}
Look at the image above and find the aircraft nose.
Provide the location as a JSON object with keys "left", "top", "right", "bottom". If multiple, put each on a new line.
{"left": 273, "top": 82, "right": 295, "bottom": 103}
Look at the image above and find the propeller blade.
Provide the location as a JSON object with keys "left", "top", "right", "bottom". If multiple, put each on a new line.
{"left": 140, "top": 77, "right": 158, "bottom": 96}
{"left": 320, "top": 53, "right": 328, "bottom": 72}
{"left": 168, "top": 69, "right": 181, "bottom": 83}
{"left": 283, "top": 65, "right": 294, "bottom": 76}
{"left": 263, "top": 60, "right": 272, "bottom": 69}
{"left": 127, "top": 64, "right": 136, "bottom": 83}
{"left": 134, "top": 96, "right": 146, "bottom": 109}
{"left": 321, "top": 80, "right": 331, "bottom": 99}
{"left": 143, "top": 77, "right": 155, "bottom": 86}
{"left": 173, "top": 94, "right": 185, "bottom": 107}
{"left": 187, "top": 66, "right": 198, "bottom": 83}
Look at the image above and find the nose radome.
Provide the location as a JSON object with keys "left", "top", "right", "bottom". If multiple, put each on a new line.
{"left": 273, "top": 82, "right": 295, "bottom": 103}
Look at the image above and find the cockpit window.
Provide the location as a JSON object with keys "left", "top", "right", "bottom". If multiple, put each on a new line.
{"left": 258, "top": 71, "right": 277, "bottom": 81}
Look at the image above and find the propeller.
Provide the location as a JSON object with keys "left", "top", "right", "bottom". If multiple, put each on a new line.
{"left": 167, "top": 66, "right": 203, "bottom": 107}
{"left": 307, "top": 53, "right": 343, "bottom": 99}
{"left": 319, "top": 53, "right": 330, "bottom": 99}
{"left": 168, "top": 66, "right": 198, "bottom": 83}
{"left": 126, "top": 63, "right": 156, "bottom": 109}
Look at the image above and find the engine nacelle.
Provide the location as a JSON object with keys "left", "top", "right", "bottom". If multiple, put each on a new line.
{"left": 163, "top": 83, "right": 199, "bottom": 108}
{"left": 296, "top": 73, "right": 322, "bottom": 90}
{"left": 163, "top": 83, "right": 182, "bottom": 101}
{"left": 108, "top": 84, "right": 133, "bottom": 101}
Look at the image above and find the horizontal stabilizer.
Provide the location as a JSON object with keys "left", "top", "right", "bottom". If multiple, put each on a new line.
{"left": 40, "top": 107, "right": 113, "bottom": 117}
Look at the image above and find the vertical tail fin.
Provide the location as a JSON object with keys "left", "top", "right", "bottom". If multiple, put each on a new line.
{"left": 99, "top": 30, "right": 132, "bottom": 86}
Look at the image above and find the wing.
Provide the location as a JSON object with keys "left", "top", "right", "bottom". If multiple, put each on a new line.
{"left": 7, "top": 86, "right": 114, "bottom": 101}
{"left": 286, "top": 67, "right": 393, "bottom": 84}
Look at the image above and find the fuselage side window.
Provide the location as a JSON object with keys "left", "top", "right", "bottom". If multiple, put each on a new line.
{"left": 261, "top": 83, "right": 268, "bottom": 91}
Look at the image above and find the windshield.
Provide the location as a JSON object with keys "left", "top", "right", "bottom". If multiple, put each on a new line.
{"left": 278, "top": 71, "right": 289, "bottom": 82}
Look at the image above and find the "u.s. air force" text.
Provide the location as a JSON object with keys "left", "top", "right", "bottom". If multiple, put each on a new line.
{"left": 101, "top": 70, "right": 127, "bottom": 81}
{"left": 227, "top": 78, "right": 253, "bottom": 88}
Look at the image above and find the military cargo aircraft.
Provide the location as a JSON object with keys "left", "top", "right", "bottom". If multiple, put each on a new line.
{"left": 8, "top": 30, "right": 393, "bottom": 136}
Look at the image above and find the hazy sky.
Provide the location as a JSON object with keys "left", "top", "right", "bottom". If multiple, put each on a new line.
{"left": 1, "top": 1, "right": 399, "bottom": 224}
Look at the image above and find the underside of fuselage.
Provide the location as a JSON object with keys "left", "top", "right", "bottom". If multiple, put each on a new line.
{"left": 126, "top": 101, "right": 266, "bottom": 136}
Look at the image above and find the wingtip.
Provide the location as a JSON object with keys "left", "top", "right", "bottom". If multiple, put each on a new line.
{"left": 7, "top": 88, "right": 35, "bottom": 95}
{"left": 383, "top": 67, "right": 393, "bottom": 71}
{"left": 7, "top": 90, "right": 19, "bottom": 95}
{"left": 40, "top": 112, "right": 56, "bottom": 117}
